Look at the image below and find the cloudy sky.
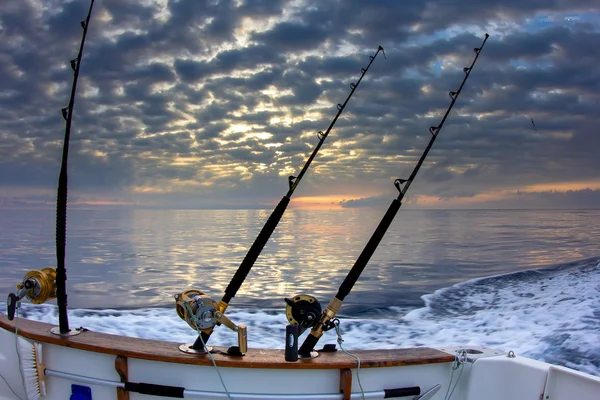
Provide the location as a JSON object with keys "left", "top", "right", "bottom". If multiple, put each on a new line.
{"left": 1, "top": 0, "right": 599, "bottom": 210}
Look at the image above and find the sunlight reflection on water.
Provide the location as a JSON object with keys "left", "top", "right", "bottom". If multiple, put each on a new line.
{"left": 0, "top": 208, "right": 599, "bottom": 309}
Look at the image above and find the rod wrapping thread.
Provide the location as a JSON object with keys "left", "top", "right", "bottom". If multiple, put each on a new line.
{"left": 202, "top": 46, "right": 384, "bottom": 345}
{"left": 222, "top": 46, "right": 384, "bottom": 306}
{"left": 223, "top": 195, "right": 290, "bottom": 304}
{"left": 56, "top": 172, "right": 69, "bottom": 333}
{"left": 55, "top": 0, "right": 95, "bottom": 334}
{"left": 299, "top": 33, "right": 489, "bottom": 355}
{"left": 337, "top": 199, "right": 401, "bottom": 301}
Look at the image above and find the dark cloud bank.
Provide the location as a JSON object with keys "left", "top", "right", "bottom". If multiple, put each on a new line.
{"left": 1, "top": 0, "right": 599, "bottom": 209}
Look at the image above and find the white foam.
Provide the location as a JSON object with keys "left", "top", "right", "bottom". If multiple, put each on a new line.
{"left": 3, "top": 260, "right": 599, "bottom": 376}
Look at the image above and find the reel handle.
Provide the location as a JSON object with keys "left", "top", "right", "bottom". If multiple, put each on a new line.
{"left": 6, "top": 293, "right": 18, "bottom": 321}
{"left": 6, "top": 282, "right": 35, "bottom": 320}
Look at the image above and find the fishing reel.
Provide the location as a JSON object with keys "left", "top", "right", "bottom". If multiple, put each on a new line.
{"left": 285, "top": 295, "right": 341, "bottom": 360}
{"left": 175, "top": 289, "right": 247, "bottom": 355}
{"left": 285, "top": 294, "right": 327, "bottom": 334}
{"left": 6, "top": 267, "right": 57, "bottom": 320}
{"left": 285, "top": 294, "right": 340, "bottom": 333}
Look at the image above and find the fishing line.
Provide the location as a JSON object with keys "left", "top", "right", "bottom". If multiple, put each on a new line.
{"left": 334, "top": 320, "right": 365, "bottom": 400}
{"left": 444, "top": 349, "right": 467, "bottom": 400}
{"left": 183, "top": 302, "right": 232, "bottom": 400}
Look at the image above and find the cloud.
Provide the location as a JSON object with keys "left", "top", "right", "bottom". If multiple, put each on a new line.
{"left": 1, "top": 0, "right": 599, "bottom": 209}
{"left": 339, "top": 195, "right": 391, "bottom": 208}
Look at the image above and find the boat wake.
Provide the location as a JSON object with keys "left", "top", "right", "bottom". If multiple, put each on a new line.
{"left": 4, "top": 257, "right": 599, "bottom": 376}
{"left": 402, "top": 257, "right": 600, "bottom": 376}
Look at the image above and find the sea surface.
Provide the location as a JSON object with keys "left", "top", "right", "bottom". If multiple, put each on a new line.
{"left": 1, "top": 208, "right": 599, "bottom": 376}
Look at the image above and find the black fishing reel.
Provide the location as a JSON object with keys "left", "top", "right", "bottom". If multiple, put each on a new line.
{"left": 174, "top": 289, "right": 247, "bottom": 355}
{"left": 285, "top": 295, "right": 340, "bottom": 360}
{"left": 7, "top": 267, "right": 57, "bottom": 320}
{"left": 284, "top": 294, "right": 323, "bottom": 334}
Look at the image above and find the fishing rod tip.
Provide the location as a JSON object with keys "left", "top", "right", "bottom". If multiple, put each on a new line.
{"left": 379, "top": 46, "right": 387, "bottom": 60}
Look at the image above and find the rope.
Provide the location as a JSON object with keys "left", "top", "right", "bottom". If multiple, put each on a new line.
{"left": 444, "top": 349, "right": 467, "bottom": 400}
{"left": 334, "top": 320, "right": 365, "bottom": 400}
{"left": 183, "top": 302, "right": 232, "bottom": 400}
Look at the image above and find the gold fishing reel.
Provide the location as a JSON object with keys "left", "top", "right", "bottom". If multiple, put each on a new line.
{"left": 175, "top": 289, "right": 247, "bottom": 355}
{"left": 175, "top": 290, "right": 221, "bottom": 331}
{"left": 19, "top": 268, "right": 57, "bottom": 304}
{"left": 7, "top": 267, "right": 57, "bottom": 320}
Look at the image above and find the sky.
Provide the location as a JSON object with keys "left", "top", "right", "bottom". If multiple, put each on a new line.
{"left": 1, "top": 0, "right": 599, "bottom": 210}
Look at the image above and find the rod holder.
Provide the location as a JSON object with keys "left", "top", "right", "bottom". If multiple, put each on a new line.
{"left": 284, "top": 324, "right": 299, "bottom": 362}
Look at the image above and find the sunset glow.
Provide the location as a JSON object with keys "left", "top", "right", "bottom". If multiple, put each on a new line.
{"left": 291, "top": 196, "right": 349, "bottom": 210}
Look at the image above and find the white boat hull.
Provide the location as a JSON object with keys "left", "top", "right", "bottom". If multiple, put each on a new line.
{"left": 1, "top": 315, "right": 599, "bottom": 400}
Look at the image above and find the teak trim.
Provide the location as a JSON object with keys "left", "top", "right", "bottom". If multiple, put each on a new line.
{"left": 340, "top": 368, "right": 352, "bottom": 400}
{"left": 115, "top": 355, "right": 129, "bottom": 400}
{"left": 1, "top": 314, "right": 454, "bottom": 369}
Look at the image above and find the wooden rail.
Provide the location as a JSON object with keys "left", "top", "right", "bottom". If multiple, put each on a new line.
{"left": 1, "top": 314, "right": 454, "bottom": 369}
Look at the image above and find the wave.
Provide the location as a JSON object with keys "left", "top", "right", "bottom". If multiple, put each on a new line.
{"left": 3, "top": 257, "right": 600, "bottom": 376}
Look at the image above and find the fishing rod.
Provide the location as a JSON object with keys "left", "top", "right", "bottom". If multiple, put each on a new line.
{"left": 6, "top": 1, "right": 96, "bottom": 334}
{"left": 175, "top": 46, "right": 386, "bottom": 352}
{"left": 7, "top": 0, "right": 94, "bottom": 328}
{"left": 54, "top": 0, "right": 96, "bottom": 335}
{"left": 286, "top": 33, "right": 490, "bottom": 357}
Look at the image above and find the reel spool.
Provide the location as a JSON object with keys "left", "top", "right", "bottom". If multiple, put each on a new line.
{"left": 175, "top": 289, "right": 218, "bottom": 331}
{"left": 285, "top": 294, "right": 322, "bottom": 334}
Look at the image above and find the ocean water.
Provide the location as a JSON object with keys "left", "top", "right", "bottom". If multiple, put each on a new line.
{"left": 1, "top": 208, "right": 599, "bottom": 376}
